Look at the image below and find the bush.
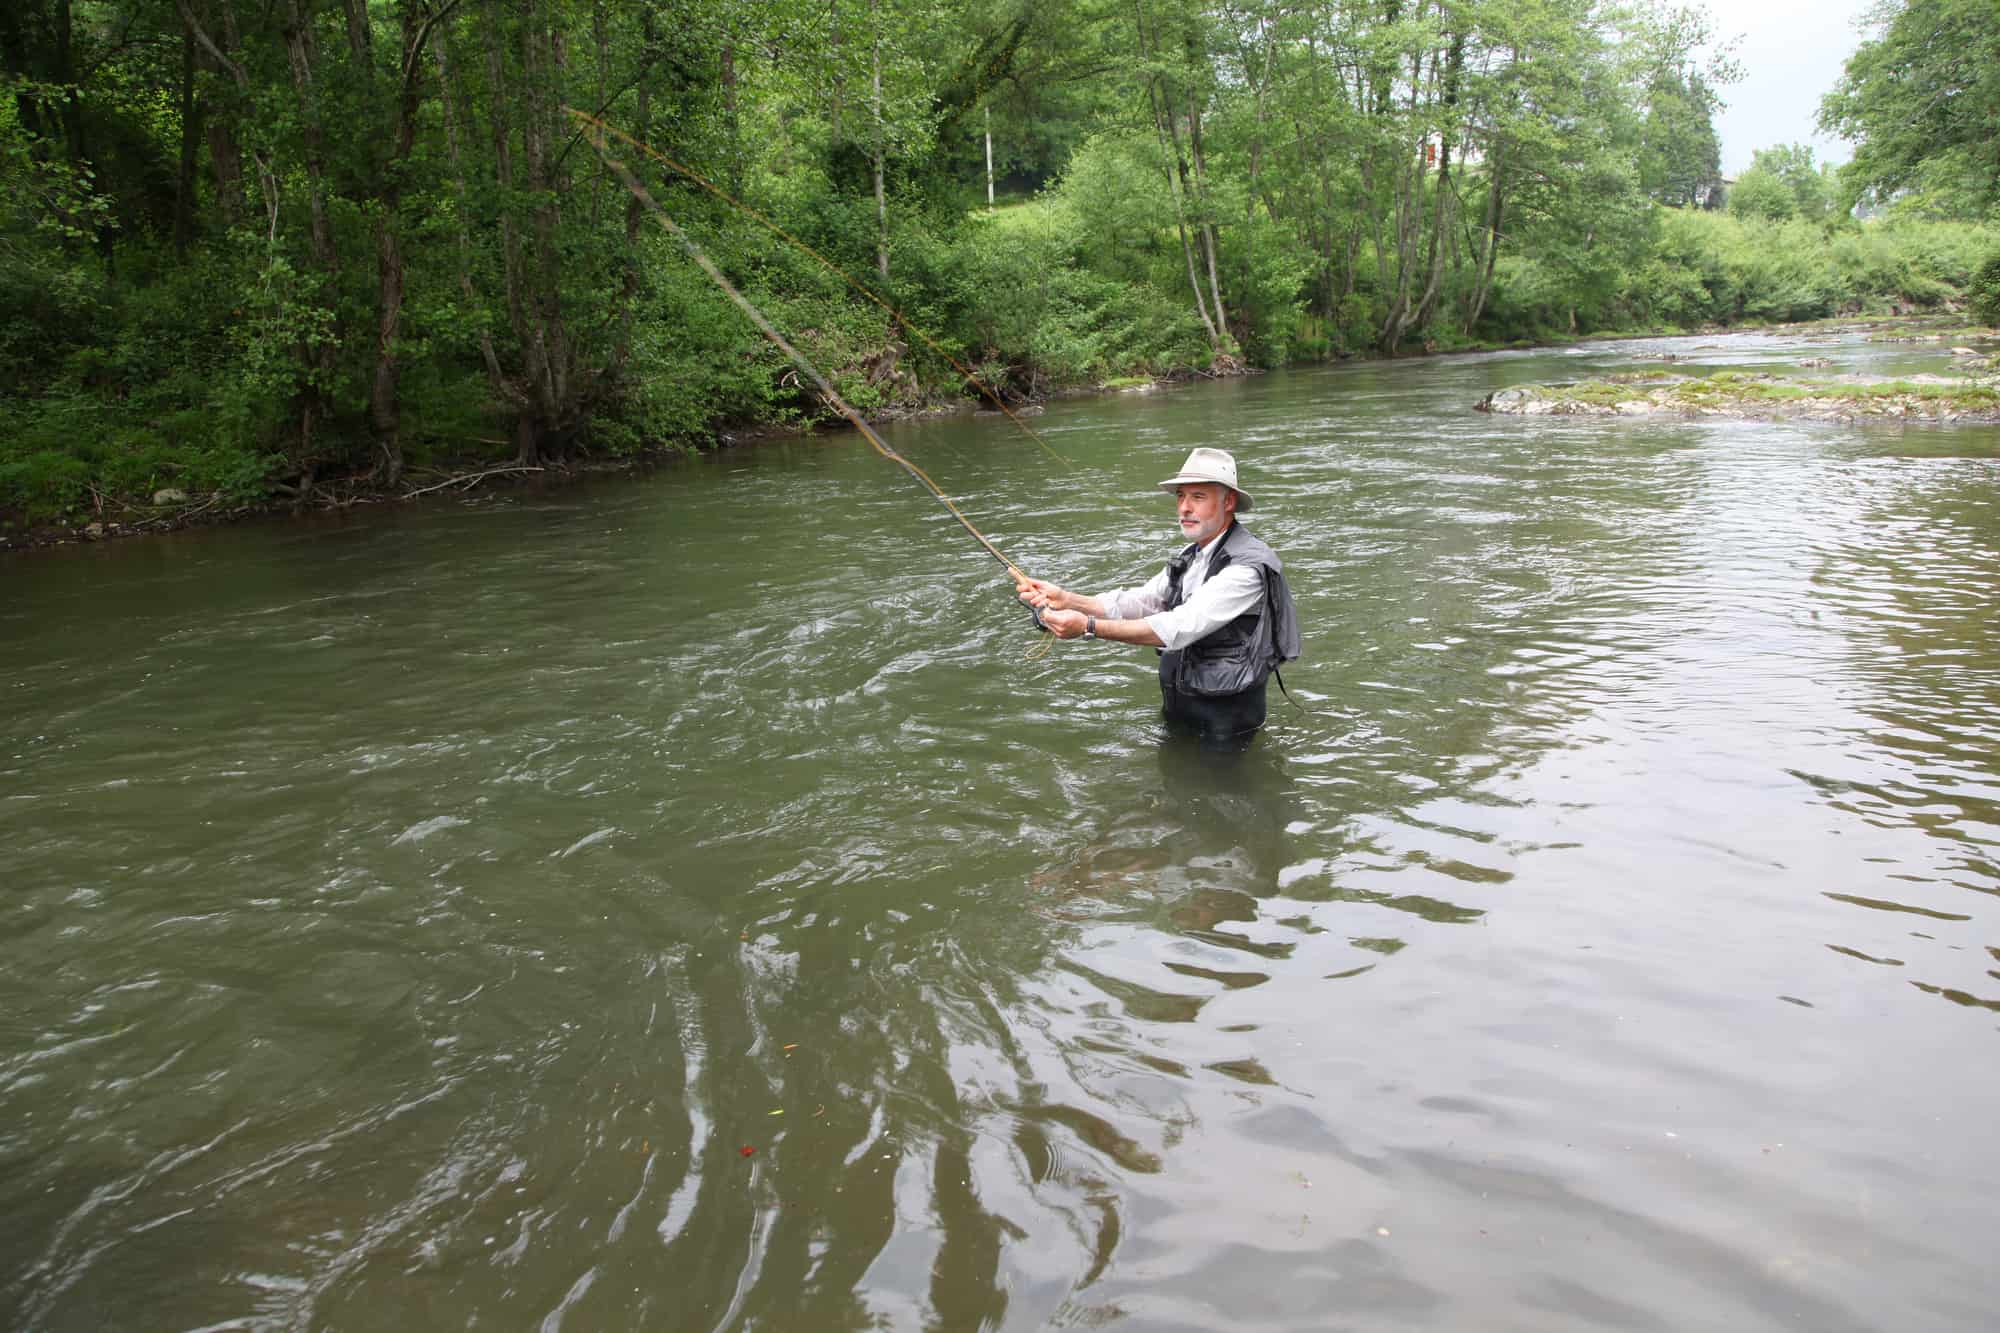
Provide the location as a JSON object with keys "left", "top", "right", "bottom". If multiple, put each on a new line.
{"left": 1628, "top": 256, "right": 1713, "bottom": 327}
{"left": 1221, "top": 213, "right": 1313, "bottom": 367}
{"left": 1600, "top": 211, "right": 2000, "bottom": 330}
{"left": 1971, "top": 252, "right": 2000, "bottom": 327}
{"left": 923, "top": 195, "right": 1210, "bottom": 391}
{"left": 1730, "top": 221, "right": 1839, "bottom": 322}
{"left": 1828, "top": 227, "right": 1951, "bottom": 311}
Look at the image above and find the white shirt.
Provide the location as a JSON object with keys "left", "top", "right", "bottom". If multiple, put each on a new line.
{"left": 1098, "top": 529, "right": 1264, "bottom": 651}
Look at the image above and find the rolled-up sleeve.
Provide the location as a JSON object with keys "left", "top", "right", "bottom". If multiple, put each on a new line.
{"left": 1098, "top": 567, "right": 1173, "bottom": 622}
{"left": 1144, "top": 565, "right": 1263, "bottom": 650}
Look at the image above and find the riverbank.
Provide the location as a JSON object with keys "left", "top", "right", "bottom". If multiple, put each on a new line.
{"left": 0, "top": 358, "right": 1248, "bottom": 548}
{"left": 0, "top": 357, "right": 1265, "bottom": 553}
{"left": 8, "top": 316, "right": 1993, "bottom": 553}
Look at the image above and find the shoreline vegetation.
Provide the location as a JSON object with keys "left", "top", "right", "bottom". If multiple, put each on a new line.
{"left": 7, "top": 314, "right": 1996, "bottom": 553}
{"left": 0, "top": 353, "right": 1252, "bottom": 553}
{"left": 5, "top": 0, "right": 1997, "bottom": 552}
{"left": 1, "top": 351, "right": 1244, "bottom": 553}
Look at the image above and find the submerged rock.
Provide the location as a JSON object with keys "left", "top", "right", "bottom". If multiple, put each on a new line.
{"left": 1477, "top": 387, "right": 1657, "bottom": 416}
{"left": 1477, "top": 387, "right": 1539, "bottom": 414}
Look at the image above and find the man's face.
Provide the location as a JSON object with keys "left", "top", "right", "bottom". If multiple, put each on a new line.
{"left": 1175, "top": 484, "right": 1236, "bottom": 544}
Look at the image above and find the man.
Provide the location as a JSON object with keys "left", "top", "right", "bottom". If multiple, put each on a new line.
{"left": 1015, "top": 447, "right": 1300, "bottom": 743}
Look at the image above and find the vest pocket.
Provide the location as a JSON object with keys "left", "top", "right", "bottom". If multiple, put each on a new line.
{"left": 1177, "top": 641, "right": 1265, "bottom": 697}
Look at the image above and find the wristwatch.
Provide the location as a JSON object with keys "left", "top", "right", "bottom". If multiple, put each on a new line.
{"left": 1084, "top": 616, "right": 1097, "bottom": 638}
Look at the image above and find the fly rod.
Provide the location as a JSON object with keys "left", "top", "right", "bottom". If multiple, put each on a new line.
{"left": 577, "top": 119, "right": 1045, "bottom": 631}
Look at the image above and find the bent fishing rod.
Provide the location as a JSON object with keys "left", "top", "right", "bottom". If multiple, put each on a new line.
{"left": 577, "top": 118, "right": 1046, "bottom": 633}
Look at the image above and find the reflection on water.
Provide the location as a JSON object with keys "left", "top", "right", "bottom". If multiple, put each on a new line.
{"left": 3, "top": 325, "right": 1998, "bottom": 1330}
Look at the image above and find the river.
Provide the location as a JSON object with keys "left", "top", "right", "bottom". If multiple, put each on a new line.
{"left": 3, "top": 327, "right": 1997, "bottom": 1331}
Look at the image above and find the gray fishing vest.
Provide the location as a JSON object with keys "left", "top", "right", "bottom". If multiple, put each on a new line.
{"left": 1158, "top": 521, "right": 1301, "bottom": 698}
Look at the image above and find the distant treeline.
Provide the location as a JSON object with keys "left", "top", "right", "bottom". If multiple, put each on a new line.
{"left": 1, "top": 0, "right": 1995, "bottom": 527}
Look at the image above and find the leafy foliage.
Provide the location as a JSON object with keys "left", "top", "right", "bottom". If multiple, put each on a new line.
{"left": 1729, "top": 145, "right": 1833, "bottom": 223}
{"left": 1819, "top": 0, "right": 2000, "bottom": 218}
{"left": 1970, "top": 252, "right": 2000, "bottom": 327}
{"left": 1, "top": 0, "right": 1996, "bottom": 526}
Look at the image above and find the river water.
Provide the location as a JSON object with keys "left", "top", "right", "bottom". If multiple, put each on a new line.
{"left": 4, "top": 327, "right": 1997, "bottom": 1331}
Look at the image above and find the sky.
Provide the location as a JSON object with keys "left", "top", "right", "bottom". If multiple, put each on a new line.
{"left": 1705, "top": 0, "right": 1882, "bottom": 174}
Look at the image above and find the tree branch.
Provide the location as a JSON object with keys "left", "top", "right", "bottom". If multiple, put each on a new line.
{"left": 171, "top": 0, "right": 249, "bottom": 90}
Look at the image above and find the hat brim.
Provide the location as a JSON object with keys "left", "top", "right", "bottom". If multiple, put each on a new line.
{"left": 1157, "top": 474, "right": 1253, "bottom": 512}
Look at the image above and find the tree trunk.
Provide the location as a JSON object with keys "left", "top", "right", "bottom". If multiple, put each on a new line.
{"left": 608, "top": 8, "right": 655, "bottom": 380}
{"left": 872, "top": 0, "right": 888, "bottom": 281}
{"left": 278, "top": 0, "right": 339, "bottom": 453}
{"left": 432, "top": 19, "right": 510, "bottom": 395}
{"left": 372, "top": 226, "right": 407, "bottom": 484}
{"left": 281, "top": 0, "right": 337, "bottom": 276}
{"left": 53, "top": 0, "right": 104, "bottom": 256}
{"left": 1186, "top": 100, "right": 1228, "bottom": 347}
{"left": 1242, "top": 11, "right": 1274, "bottom": 238}
{"left": 173, "top": 20, "right": 199, "bottom": 257}
{"left": 1377, "top": 38, "right": 1448, "bottom": 354}
{"left": 173, "top": 0, "right": 277, "bottom": 238}
{"left": 483, "top": 8, "right": 529, "bottom": 344}
{"left": 1151, "top": 87, "right": 1219, "bottom": 347}
{"left": 358, "top": 0, "right": 433, "bottom": 489}
{"left": 829, "top": 0, "right": 843, "bottom": 142}
{"left": 197, "top": 0, "right": 246, "bottom": 228}
{"left": 515, "top": 4, "right": 573, "bottom": 467}
{"left": 1412, "top": 31, "right": 1465, "bottom": 333}
{"left": 722, "top": 26, "right": 741, "bottom": 194}
{"left": 1464, "top": 140, "right": 1506, "bottom": 332}
{"left": 1133, "top": 0, "right": 1218, "bottom": 349}
{"left": 590, "top": 1, "right": 609, "bottom": 231}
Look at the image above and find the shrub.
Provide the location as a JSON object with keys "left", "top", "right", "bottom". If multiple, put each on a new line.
{"left": 1970, "top": 252, "right": 2000, "bottom": 327}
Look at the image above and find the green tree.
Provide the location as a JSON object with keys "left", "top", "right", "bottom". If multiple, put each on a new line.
{"left": 1637, "top": 66, "right": 1720, "bottom": 208}
{"left": 1450, "top": 0, "right": 1639, "bottom": 337}
{"left": 1819, "top": 0, "right": 2000, "bottom": 218}
{"left": 1755, "top": 143, "right": 1831, "bottom": 219}
{"left": 1728, "top": 144, "right": 1834, "bottom": 223}
{"left": 1631, "top": 4, "right": 1734, "bottom": 209}
{"left": 1728, "top": 164, "right": 1794, "bottom": 221}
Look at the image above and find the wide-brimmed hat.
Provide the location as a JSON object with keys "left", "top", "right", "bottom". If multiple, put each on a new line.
{"left": 1157, "top": 447, "right": 1253, "bottom": 512}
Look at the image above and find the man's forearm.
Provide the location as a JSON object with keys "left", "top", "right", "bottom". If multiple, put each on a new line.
{"left": 1090, "top": 616, "right": 1165, "bottom": 648}
{"left": 1064, "top": 592, "right": 1110, "bottom": 617}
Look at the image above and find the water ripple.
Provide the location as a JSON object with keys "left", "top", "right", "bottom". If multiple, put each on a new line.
{"left": 4, "top": 328, "right": 1998, "bottom": 1329}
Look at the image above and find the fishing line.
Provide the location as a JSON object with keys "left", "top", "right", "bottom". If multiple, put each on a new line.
{"left": 578, "top": 119, "right": 1046, "bottom": 631}
{"left": 568, "top": 109, "right": 1154, "bottom": 527}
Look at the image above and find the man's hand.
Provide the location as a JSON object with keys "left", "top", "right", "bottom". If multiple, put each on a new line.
{"left": 1014, "top": 573, "right": 1125, "bottom": 640}
{"left": 1040, "top": 609, "right": 1088, "bottom": 639}
{"left": 1013, "top": 572, "right": 1070, "bottom": 613}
